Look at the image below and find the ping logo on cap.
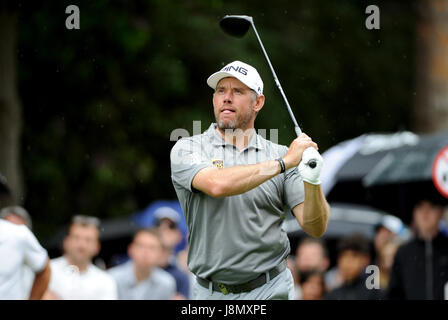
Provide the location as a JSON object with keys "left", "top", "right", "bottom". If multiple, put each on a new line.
{"left": 207, "top": 60, "right": 263, "bottom": 95}
{"left": 222, "top": 65, "right": 248, "bottom": 76}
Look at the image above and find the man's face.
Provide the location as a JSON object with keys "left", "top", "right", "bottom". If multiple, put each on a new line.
{"left": 301, "top": 274, "right": 325, "bottom": 300}
{"left": 63, "top": 224, "right": 100, "bottom": 265}
{"left": 374, "top": 226, "right": 394, "bottom": 251}
{"left": 413, "top": 200, "right": 443, "bottom": 236}
{"left": 157, "top": 218, "right": 182, "bottom": 250}
{"left": 338, "top": 250, "right": 369, "bottom": 283}
{"left": 296, "top": 243, "right": 329, "bottom": 272}
{"left": 213, "top": 77, "right": 262, "bottom": 131}
{"left": 379, "top": 242, "right": 399, "bottom": 272}
{"left": 128, "top": 232, "right": 163, "bottom": 270}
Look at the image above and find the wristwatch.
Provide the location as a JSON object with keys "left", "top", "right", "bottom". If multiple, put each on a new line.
{"left": 276, "top": 158, "right": 286, "bottom": 173}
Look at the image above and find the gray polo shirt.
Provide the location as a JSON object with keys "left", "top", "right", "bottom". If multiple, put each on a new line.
{"left": 108, "top": 261, "right": 176, "bottom": 300}
{"left": 170, "top": 123, "right": 304, "bottom": 285}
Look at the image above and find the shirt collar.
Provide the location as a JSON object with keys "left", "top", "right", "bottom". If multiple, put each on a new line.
{"left": 207, "top": 123, "right": 264, "bottom": 151}
{"left": 62, "top": 255, "right": 93, "bottom": 275}
{"left": 124, "top": 261, "right": 155, "bottom": 287}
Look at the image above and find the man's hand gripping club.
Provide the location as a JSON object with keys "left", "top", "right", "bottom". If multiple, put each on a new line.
{"left": 282, "top": 133, "right": 323, "bottom": 184}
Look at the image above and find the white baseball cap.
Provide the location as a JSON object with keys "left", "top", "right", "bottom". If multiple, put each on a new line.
{"left": 207, "top": 60, "right": 264, "bottom": 95}
{"left": 376, "top": 215, "right": 404, "bottom": 235}
{"left": 154, "top": 206, "right": 180, "bottom": 225}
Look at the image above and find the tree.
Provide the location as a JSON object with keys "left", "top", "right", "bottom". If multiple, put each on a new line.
{"left": 9, "top": 0, "right": 417, "bottom": 239}
{"left": 414, "top": 0, "right": 448, "bottom": 133}
{"left": 0, "top": 4, "right": 23, "bottom": 207}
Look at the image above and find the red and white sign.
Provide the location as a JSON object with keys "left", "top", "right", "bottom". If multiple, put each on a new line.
{"left": 432, "top": 146, "right": 448, "bottom": 198}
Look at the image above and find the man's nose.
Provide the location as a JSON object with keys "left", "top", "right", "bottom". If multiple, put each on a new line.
{"left": 223, "top": 91, "right": 232, "bottom": 103}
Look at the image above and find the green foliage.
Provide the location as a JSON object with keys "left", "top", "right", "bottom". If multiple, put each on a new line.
{"left": 15, "top": 0, "right": 416, "bottom": 239}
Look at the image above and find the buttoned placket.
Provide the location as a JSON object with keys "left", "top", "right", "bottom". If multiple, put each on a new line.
{"left": 208, "top": 124, "right": 264, "bottom": 167}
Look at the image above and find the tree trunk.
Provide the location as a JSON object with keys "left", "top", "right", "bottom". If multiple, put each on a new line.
{"left": 414, "top": 0, "right": 448, "bottom": 133}
{"left": 0, "top": 10, "right": 23, "bottom": 206}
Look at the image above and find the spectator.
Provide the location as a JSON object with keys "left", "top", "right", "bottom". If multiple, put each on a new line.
{"left": 325, "top": 234, "right": 382, "bottom": 300}
{"left": 155, "top": 211, "right": 191, "bottom": 299}
{"left": 176, "top": 244, "right": 196, "bottom": 298}
{"left": 324, "top": 265, "right": 344, "bottom": 293}
{"left": 0, "top": 206, "right": 33, "bottom": 229}
{"left": 298, "top": 270, "right": 326, "bottom": 300}
{"left": 377, "top": 239, "right": 401, "bottom": 290}
{"left": 0, "top": 218, "right": 51, "bottom": 299}
{"left": 387, "top": 198, "right": 448, "bottom": 300}
{"left": 108, "top": 228, "right": 176, "bottom": 300}
{"left": 294, "top": 238, "right": 330, "bottom": 299}
{"left": 373, "top": 215, "right": 406, "bottom": 262}
{"left": 0, "top": 206, "right": 36, "bottom": 299}
{"left": 295, "top": 238, "right": 330, "bottom": 272}
{"left": 43, "top": 215, "right": 117, "bottom": 299}
{"left": 154, "top": 207, "right": 183, "bottom": 249}
{"left": 286, "top": 256, "right": 298, "bottom": 295}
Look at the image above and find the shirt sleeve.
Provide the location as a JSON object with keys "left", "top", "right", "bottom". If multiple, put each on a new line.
{"left": 280, "top": 146, "right": 305, "bottom": 210}
{"left": 21, "top": 226, "right": 48, "bottom": 273}
{"left": 170, "top": 137, "right": 213, "bottom": 192}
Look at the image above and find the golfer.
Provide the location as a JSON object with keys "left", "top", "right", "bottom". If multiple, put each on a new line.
{"left": 170, "top": 61, "right": 330, "bottom": 300}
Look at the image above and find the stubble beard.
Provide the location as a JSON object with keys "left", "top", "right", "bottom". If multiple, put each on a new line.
{"left": 216, "top": 107, "right": 254, "bottom": 132}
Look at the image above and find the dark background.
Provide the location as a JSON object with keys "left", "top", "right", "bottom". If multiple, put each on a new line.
{"left": 1, "top": 0, "right": 418, "bottom": 240}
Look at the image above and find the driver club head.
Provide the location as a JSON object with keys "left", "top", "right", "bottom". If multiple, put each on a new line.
{"left": 219, "top": 15, "right": 253, "bottom": 38}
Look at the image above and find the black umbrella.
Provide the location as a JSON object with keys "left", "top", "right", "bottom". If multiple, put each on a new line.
{"left": 363, "top": 181, "right": 446, "bottom": 225}
{"left": 284, "top": 202, "right": 410, "bottom": 268}
{"left": 322, "top": 131, "right": 448, "bottom": 224}
{"left": 283, "top": 202, "right": 409, "bottom": 241}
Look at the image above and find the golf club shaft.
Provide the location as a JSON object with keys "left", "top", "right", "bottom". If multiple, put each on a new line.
{"left": 250, "top": 21, "right": 317, "bottom": 168}
{"left": 249, "top": 22, "right": 302, "bottom": 137}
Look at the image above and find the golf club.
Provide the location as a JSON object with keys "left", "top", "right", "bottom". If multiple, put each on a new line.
{"left": 220, "top": 14, "right": 318, "bottom": 168}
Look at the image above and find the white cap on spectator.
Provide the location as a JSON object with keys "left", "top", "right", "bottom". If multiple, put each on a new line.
{"left": 379, "top": 215, "right": 404, "bottom": 235}
{"left": 154, "top": 207, "right": 180, "bottom": 225}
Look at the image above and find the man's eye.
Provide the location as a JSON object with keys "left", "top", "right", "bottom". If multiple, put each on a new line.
{"left": 235, "top": 89, "right": 241, "bottom": 94}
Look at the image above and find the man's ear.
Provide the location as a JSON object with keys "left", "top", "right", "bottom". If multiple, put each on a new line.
{"left": 253, "top": 94, "right": 265, "bottom": 113}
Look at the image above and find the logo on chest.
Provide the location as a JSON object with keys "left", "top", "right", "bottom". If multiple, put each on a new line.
{"left": 211, "top": 159, "right": 224, "bottom": 169}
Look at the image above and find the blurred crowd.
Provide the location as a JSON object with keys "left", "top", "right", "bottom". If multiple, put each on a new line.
{"left": 288, "top": 197, "right": 448, "bottom": 300}
{"left": 0, "top": 196, "right": 447, "bottom": 300}
{"left": 0, "top": 206, "right": 193, "bottom": 300}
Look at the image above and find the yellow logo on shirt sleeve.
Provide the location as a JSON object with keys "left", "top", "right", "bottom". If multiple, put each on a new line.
{"left": 211, "top": 159, "right": 224, "bottom": 169}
